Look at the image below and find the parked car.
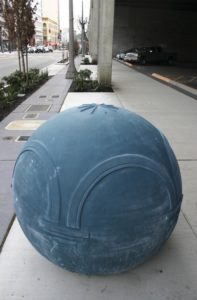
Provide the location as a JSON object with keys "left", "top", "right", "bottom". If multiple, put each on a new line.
{"left": 48, "top": 46, "right": 53, "bottom": 52}
{"left": 44, "top": 46, "right": 50, "bottom": 53}
{"left": 124, "top": 48, "right": 140, "bottom": 62}
{"left": 116, "top": 53, "right": 126, "bottom": 60}
{"left": 35, "top": 45, "right": 45, "bottom": 53}
{"left": 28, "top": 46, "right": 36, "bottom": 53}
{"left": 116, "top": 48, "right": 136, "bottom": 60}
{"left": 124, "top": 46, "right": 177, "bottom": 65}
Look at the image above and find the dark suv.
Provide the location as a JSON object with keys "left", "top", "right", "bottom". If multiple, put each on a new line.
{"left": 138, "top": 47, "right": 176, "bottom": 65}
{"left": 124, "top": 46, "right": 177, "bottom": 65}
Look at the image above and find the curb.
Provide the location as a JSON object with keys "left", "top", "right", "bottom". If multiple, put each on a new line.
{"left": 152, "top": 73, "right": 197, "bottom": 97}
{"left": 114, "top": 59, "right": 197, "bottom": 99}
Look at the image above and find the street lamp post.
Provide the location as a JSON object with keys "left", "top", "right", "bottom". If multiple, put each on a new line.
{"left": 66, "top": 0, "right": 77, "bottom": 79}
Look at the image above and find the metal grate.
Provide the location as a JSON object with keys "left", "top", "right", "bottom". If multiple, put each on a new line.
{"left": 26, "top": 104, "right": 51, "bottom": 112}
{"left": 15, "top": 136, "right": 30, "bottom": 142}
{"left": 23, "top": 113, "right": 39, "bottom": 119}
{"left": 2, "top": 136, "right": 14, "bottom": 141}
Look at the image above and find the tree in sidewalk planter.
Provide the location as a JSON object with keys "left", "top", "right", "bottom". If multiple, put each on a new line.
{"left": 3, "top": 0, "right": 37, "bottom": 84}
{"left": 2, "top": 68, "right": 48, "bottom": 95}
{"left": 0, "top": 68, "right": 48, "bottom": 116}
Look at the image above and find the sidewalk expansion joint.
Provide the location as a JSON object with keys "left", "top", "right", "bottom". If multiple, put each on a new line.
{"left": 178, "top": 159, "right": 197, "bottom": 162}
{"left": 0, "top": 159, "right": 17, "bottom": 162}
{"left": 0, "top": 215, "right": 15, "bottom": 253}
{"left": 181, "top": 210, "right": 197, "bottom": 240}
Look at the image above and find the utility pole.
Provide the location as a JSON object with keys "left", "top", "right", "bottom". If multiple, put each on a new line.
{"left": 66, "top": 0, "right": 77, "bottom": 79}
{"left": 79, "top": 0, "right": 87, "bottom": 57}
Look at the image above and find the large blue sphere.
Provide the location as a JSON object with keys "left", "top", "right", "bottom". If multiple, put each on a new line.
{"left": 12, "top": 104, "right": 182, "bottom": 275}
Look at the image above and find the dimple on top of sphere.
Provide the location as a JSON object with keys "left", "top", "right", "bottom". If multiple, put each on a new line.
{"left": 12, "top": 104, "right": 182, "bottom": 275}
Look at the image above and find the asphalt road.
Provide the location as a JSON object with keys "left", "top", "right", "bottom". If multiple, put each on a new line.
{"left": 0, "top": 51, "right": 65, "bottom": 79}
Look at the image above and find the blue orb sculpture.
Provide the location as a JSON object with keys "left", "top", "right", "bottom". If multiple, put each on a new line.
{"left": 12, "top": 104, "right": 182, "bottom": 275}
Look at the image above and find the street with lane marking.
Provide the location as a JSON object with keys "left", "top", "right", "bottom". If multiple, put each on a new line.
{"left": 0, "top": 51, "right": 65, "bottom": 79}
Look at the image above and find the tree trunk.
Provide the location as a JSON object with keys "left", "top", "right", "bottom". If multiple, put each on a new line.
{"left": 25, "top": 46, "right": 29, "bottom": 86}
{"left": 66, "top": 0, "right": 77, "bottom": 79}
{"left": 17, "top": 37, "right": 21, "bottom": 71}
{"left": 21, "top": 50, "right": 26, "bottom": 74}
{"left": 17, "top": 49, "right": 21, "bottom": 72}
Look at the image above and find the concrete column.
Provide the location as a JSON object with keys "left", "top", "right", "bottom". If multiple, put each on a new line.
{"left": 97, "top": 0, "right": 115, "bottom": 86}
{"left": 88, "top": 0, "right": 99, "bottom": 62}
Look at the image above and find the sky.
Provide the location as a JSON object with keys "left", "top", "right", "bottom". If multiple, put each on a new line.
{"left": 59, "top": 0, "right": 91, "bottom": 31}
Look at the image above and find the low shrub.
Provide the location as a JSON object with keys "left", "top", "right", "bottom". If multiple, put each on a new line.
{"left": 71, "top": 69, "right": 113, "bottom": 92}
{"left": 2, "top": 68, "right": 48, "bottom": 95}
{"left": 0, "top": 83, "right": 17, "bottom": 110}
{"left": 81, "top": 58, "right": 98, "bottom": 65}
{"left": 39, "top": 70, "right": 49, "bottom": 83}
{"left": 83, "top": 57, "right": 90, "bottom": 65}
{"left": 0, "top": 82, "right": 7, "bottom": 109}
{"left": 3, "top": 71, "right": 25, "bottom": 94}
{"left": 0, "top": 68, "right": 49, "bottom": 120}
{"left": 72, "top": 69, "right": 96, "bottom": 92}
{"left": 26, "top": 68, "right": 48, "bottom": 92}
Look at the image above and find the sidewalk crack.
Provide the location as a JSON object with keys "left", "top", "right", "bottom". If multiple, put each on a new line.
{"left": 181, "top": 210, "right": 197, "bottom": 240}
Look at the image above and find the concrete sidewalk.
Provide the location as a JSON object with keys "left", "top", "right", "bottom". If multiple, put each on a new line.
{"left": 0, "top": 60, "right": 197, "bottom": 300}
{"left": 0, "top": 63, "right": 71, "bottom": 247}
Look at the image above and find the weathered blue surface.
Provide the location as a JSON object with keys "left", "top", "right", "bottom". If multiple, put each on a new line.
{"left": 12, "top": 104, "right": 182, "bottom": 275}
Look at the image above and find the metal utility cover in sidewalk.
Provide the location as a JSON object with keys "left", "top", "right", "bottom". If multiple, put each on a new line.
{"left": 15, "top": 136, "right": 30, "bottom": 142}
{"left": 5, "top": 120, "right": 46, "bottom": 131}
{"left": 23, "top": 113, "right": 39, "bottom": 119}
{"left": 26, "top": 104, "right": 51, "bottom": 112}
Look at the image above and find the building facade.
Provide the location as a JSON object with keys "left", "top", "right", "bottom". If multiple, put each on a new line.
{"left": 42, "top": 0, "right": 59, "bottom": 30}
{"left": 33, "top": 0, "right": 43, "bottom": 45}
{"left": 42, "top": 0, "right": 60, "bottom": 47}
{"left": 43, "top": 17, "right": 58, "bottom": 47}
